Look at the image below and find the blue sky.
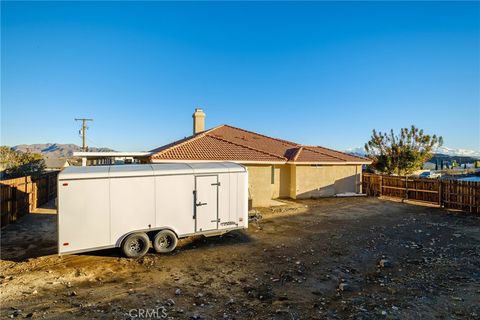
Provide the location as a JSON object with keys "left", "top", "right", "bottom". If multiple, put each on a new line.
{"left": 1, "top": 1, "right": 479, "bottom": 152}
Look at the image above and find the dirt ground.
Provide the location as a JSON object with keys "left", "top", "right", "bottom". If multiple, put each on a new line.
{"left": 1, "top": 197, "right": 479, "bottom": 319}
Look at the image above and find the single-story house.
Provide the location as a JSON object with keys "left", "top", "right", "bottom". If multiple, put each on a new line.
{"left": 423, "top": 162, "right": 436, "bottom": 170}
{"left": 150, "top": 109, "right": 371, "bottom": 207}
{"left": 44, "top": 158, "right": 71, "bottom": 171}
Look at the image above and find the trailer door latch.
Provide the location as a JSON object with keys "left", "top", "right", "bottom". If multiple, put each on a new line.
{"left": 196, "top": 202, "right": 207, "bottom": 207}
{"left": 211, "top": 182, "right": 221, "bottom": 186}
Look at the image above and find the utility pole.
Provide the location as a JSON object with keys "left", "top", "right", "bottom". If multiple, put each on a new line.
{"left": 75, "top": 118, "right": 93, "bottom": 151}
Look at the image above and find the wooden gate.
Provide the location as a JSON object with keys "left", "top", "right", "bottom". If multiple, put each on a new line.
{"left": 362, "top": 173, "right": 479, "bottom": 214}
{"left": 0, "top": 171, "right": 59, "bottom": 227}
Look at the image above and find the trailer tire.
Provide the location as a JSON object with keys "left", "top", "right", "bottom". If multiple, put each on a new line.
{"left": 122, "top": 233, "right": 150, "bottom": 258}
{"left": 153, "top": 230, "right": 178, "bottom": 253}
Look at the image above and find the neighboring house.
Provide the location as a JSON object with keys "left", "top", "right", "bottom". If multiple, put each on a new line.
{"left": 44, "top": 158, "right": 71, "bottom": 171}
{"left": 73, "top": 152, "right": 152, "bottom": 166}
{"left": 423, "top": 162, "right": 436, "bottom": 170}
{"left": 150, "top": 109, "right": 371, "bottom": 206}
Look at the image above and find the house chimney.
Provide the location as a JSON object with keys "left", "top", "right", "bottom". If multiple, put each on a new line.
{"left": 192, "top": 108, "right": 206, "bottom": 134}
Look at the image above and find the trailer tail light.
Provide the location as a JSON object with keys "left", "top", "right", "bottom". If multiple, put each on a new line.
{"left": 62, "top": 183, "right": 68, "bottom": 186}
{"left": 63, "top": 242, "right": 69, "bottom": 246}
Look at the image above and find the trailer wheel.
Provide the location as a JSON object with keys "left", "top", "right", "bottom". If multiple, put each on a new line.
{"left": 122, "top": 233, "right": 150, "bottom": 258}
{"left": 153, "top": 230, "right": 178, "bottom": 253}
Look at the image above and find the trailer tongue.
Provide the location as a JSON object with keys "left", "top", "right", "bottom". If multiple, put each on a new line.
{"left": 58, "top": 162, "right": 248, "bottom": 258}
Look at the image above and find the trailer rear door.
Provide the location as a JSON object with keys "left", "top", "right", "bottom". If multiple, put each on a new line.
{"left": 195, "top": 175, "right": 218, "bottom": 232}
{"left": 58, "top": 173, "right": 110, "bottom": 254}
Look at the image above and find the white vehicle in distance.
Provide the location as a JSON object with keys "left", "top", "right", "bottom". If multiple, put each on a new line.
{"left": 57, "top": 162, "right": 248, "bottom": 258}
{"left": 418, "top": 171, "right": 441, "bottom": 179}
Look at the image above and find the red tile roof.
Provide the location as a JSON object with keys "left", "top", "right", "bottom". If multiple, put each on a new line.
{"left": 150, "top": 125, "right": 370, "bottom": 164}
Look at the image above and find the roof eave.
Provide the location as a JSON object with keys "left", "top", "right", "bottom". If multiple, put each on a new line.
{"left": 74, "top": 151, "right": 152, "bottom": 157}
{"left": 290, "top": 161, "right": 372, "bottom": 165}
{"left": 151, "top": 159, "right": 287, "bottom": 165}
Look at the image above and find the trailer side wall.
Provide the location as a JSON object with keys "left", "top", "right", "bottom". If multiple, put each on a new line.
{"left": 58, "top": 178, "right": 110, "bottom": 253}
{"left": 155, "top": 175, "right": 195, "bottom": 236}
{"left": 110, "top": 176, "right": 156, "bottom": 243}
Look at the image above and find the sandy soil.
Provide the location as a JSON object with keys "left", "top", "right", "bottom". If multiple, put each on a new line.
{"left": 1, "top": 197, "right": 479, "bottom": 319}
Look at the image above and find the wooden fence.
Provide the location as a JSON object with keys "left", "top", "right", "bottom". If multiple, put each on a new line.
{"left": 362, "top": 173, "right": 480, "bottom": 214}
{"left": 0, "top": 171, "right": 58, "bottom": 227}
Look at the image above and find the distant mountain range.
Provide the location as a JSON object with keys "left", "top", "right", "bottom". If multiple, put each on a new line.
{"left": 434, "top": 146, "right": 480, "bottom": 158}
{"left": 12, "top": 143, "right": 115, "bottom": 158}
{"left": 346, "top": 146, "right": 480, "bottom": 164}
{"left": 346, "top": 146, "right": 480, "bottom": 158}
{"left": 428, "top": 154, "right": 479, "bottom": 165}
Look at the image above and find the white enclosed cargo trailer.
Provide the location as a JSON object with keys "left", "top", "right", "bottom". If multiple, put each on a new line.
{"left": 58, "top": 162, "right": 248, "bottom": 257}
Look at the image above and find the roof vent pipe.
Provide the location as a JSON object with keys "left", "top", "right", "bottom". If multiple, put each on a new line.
{"left": 193, "top": 108, "right": 206, "bottom": 134}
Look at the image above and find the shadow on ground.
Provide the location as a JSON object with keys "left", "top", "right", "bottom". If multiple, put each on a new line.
{"left": 79, "top": 230, "right": 253, "bottom": 259}
{"left": 1, "top": 213, "right": 57, "bottom": 262}
{"left": 1, "top": 199, "right": 252, "bottom": 262}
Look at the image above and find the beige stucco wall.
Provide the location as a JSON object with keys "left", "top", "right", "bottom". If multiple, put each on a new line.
{"left": 277, "top": 165, "right": 291, "bottom": 198}
{"left": 245, "top": 163, "right": 362, "bottom": 206}
{"left": 289, "top": 164, "right": 297, "bottom": 198}
{"left": 293, "top": 165, "right": 362, "bottom": 198}
{"left": 244, "top": 164, "right": 290, "bottom": 207}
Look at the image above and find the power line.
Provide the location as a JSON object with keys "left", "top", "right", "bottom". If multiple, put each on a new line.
{"left": 75, "top": 118, "right": 93, "bottom": 151}
{"left": 86, "top": 136, "right": 103, "bottom": 149}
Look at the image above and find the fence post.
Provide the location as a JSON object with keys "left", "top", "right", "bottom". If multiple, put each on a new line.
{"left": 470, "top": 181, "right": 473, "bottom": 213}
{"left": 24, "top": 176, "right": 28, "bottom": 216}
{"left": 379, "top": 175, "right": 383, "bottom": 196}
{"left": 405, "top": 175, "right": 408, "bottom": 200}
{"left": 445, "top": 180, "right": 450, "bottom": 209}
{"left": 438, "top": 180, "right": 442, "bottom": 207}
{"left": 46, "top": 175, "right": 50, "bottom": 203}
{"left": 12, "top": 186, "right": 18, "bottom": 222}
